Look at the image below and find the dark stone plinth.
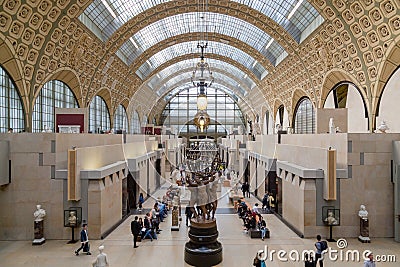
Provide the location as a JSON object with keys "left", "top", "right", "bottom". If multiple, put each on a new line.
{"left": 33, "top": 220, "right": 45, "bottom": 245}
{"left": 358, "top": 218, "right": 370, "bottom": 243}
{"left": 184, "top": 219, "right": 223, "bottom": 267}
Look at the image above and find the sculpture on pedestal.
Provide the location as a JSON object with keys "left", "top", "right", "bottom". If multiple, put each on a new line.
{"left": 33, "top": 204, "right": 46, "bottom": 245}
{"left": 185, "top": 174, "right": 222, "bottom": 267}
{"left": 329, "top": 118, "right": 336, "bottom": 134}
{"left": 358, "top": 204, "right": 371, "bottom": 243}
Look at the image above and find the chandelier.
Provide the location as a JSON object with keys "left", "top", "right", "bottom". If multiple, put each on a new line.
{"left": 191, "top": 44, "right": 213, "bottom": 110}
{"left": 193, "top": 110, "right": 210, "bottom": 132}
{"left": 185, "top": 140, "right": 217, "bottom": 172}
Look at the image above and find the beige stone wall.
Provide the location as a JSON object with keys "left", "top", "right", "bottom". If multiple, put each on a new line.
{"left": 88, "top": 173, "right": 122, "bottom": 239}
{"left": 0, "top": 133, "right": 63, "bottom": 240}
{"left": 316, "top": 108, "right": 348, "bottom": 134}
{"left": 0, "top": 133, "right": 162, "bottom": 240}
{"left": 282, "top": 174, "right": 305, "bottom": 234}
{"left": 340, "top": 133, "right": 400, "bottom": 238}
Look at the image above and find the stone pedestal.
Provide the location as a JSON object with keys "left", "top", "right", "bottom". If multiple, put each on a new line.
{"left": 184, "top": 219, "right": 222, "bottom": 267}
{"left": 171, "top": 207, "right": 180, "bottom": 231}
{"left": 358, "top": 218, "right": 371, "bottom": 243}
{"left": 33, "top": 220, "right": 45, "bottom": 245}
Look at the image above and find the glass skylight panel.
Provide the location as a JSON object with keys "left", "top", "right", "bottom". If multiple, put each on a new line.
{"left": 163, "top": 83, "right": 239, "bottom": 102}
{"left": 157, "top": 70, "right": 247, "bottom": 97}
{"left": 148, "top": 63, "right": 253, "bottom": 93}
{"left": 136, "top": 41, "right": 266, "bottom": 79}
{"left": 151, "top": 59, "right": 253, "bottom": 85}
{"left": 79, "top": 0, "right": 172, "bottom": 40}
{"left": 231, "top": 0, "right": 323, "bottom": 43}
{"left": 121, "top": 12, "right": 286, "bottom": 67}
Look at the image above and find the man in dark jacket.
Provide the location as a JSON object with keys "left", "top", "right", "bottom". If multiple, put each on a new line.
{"left": 131, "top": 216, "right": 141, "bottom": 248}
{"left": 75, "top": 223, "right": 91, "bottom": 255}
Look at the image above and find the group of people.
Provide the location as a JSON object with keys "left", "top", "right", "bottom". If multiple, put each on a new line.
{"left": 131, "top": 198, "right": 168, "bottom": 248}
{"left": 237, "top": 200, "right": 268, "bottom": 240}
{"left": 261, "top": 192, "right": 275, "bottom": 212}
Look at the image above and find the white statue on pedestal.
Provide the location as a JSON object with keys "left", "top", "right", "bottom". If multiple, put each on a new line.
{"left": 329, "top": 118, "right": 335, "bottom": 134}
{"left": 358, "top": 204, "right": 370, "bottom": 243}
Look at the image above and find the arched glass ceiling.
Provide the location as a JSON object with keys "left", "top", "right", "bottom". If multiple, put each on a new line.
{"left": 118, "top": 12, "right": 286, "bottom": 67}
{"left": 156, "top": 70, "right": 248, "bottom": 97}
{"left": 136, "top": 41, "right": 267, "bottom": 80}
{"left": 146, "top": 58, "right": 256, "bottom": 91}
{"left": 80, "top": 0, "right": 322, "bottom": 44}
{"left": 164, "top": 82, "right": 240, "bottom": 103}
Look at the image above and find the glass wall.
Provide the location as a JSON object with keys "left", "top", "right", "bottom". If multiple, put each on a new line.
{"left": 89, "top": 95, "right": 110, "bottom": 133}
{"left": 160, "top": 87, "right": 245, "bottom": 139}
{"left": 0, "top": 66, "right": 25, "bottom": 132}
{"left": 113, "top": 104, "right": 128, "bottom": 132}
{"left": 294, "top": 97, "right": 315, "bottom": 134}
{"left": 32, "top": 80, "right": 78, "bottom": 132}
{"left": 130, "top": 110, "right": 140, "bottom": 134}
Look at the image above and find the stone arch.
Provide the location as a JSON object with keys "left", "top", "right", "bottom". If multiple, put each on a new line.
{"left": 150, "top": 65, "right": 254, "bottom": 94}
{"left": 130, "top": 33, "right": 274, "bottom": 74}
{"left": 319, "top": 68, "right": 366, "bottom": 109}
{"left": 88, "top": 88, "right": 113, "bottom": 118}
{"left": 373, "top": 35, "right": 400, "bottom": 126}
{"left": 291, "top": 88, "right": 312, "bottom": 127}
{"left": 38, "top": 67, "right": 83, "bottom": 108}
{"left": 0, "top": 37, "right": 29, "bottom": 118}
{"left": 145, "top": 53, "right": 260, "bottom": 86}
{"left": 105, "top": 1, "right": 297, "bottom": 58}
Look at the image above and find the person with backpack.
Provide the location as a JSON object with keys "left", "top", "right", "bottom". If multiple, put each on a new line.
{"left": 253, "top": 250, "right": 266, "bottom": 267}
{"left": 315, "top": 234, "right": 328, "bottom": 267}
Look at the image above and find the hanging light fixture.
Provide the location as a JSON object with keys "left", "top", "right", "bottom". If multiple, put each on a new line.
{"left": 191, "top": 0, "right": 213, "bottom": 111}
{"left": 192, "top": 44, "right": 213, "bottom": 110}
{"left": 194, "top": 110, "right": 210, "bottom": 132}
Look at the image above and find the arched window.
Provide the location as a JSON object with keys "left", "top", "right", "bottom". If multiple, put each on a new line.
{"left": 130, "top": 110, "right": 140, "bottom": 134}
{"left": 294, "top": 97, "right": 315, "bottom": 134}
{"left": 160, "top": 87, "right": 245, "bottom": 139}
{"left": 324, "top": 83, "right": 368, "bottom": 132}
{"left": 0, "top": 66, "right": 25, "bottom": 132}
{"left": 33, "top": 80, "right": 78, "bottom": 132}
{"left": 113, "top": 104, "right": 128, "bottom": 132}
{"left": 142, "top": 115, "right": 148, "bottom": 126}
{"left": 89, "top": 95, "right": 110, "bottom": 133}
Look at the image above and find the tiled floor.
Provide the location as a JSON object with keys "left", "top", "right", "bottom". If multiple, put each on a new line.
{"left": 0, "top": 184, "right": 399, "bottom": 266}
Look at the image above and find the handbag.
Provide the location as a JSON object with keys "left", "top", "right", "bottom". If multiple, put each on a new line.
{"left": 83, "top": 242, "right": 90, "bottom": 252}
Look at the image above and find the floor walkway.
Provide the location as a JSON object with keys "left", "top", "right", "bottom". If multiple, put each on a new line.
{"left": 0, "top": 183, "right": 399, "bottom": 266}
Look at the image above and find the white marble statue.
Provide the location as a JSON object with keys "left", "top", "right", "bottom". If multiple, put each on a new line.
{"left": 34, "top": 205, "right": 46, "bottom": 222}
{"left": 375, "top": 120, "right": 389, "bottom": 133}
{"left": 358, "top": 204, "right": 370, "bottom": 242}
{"left": 68, "top": 211, "right": 77, "bottom": 227}
{"left": 324, "top": 211, "right": 338, "bottom": 225}
{"left": 329, "top": 118, "right": 335, "bottom": 134}
{"left": 358, "top": 204, "right": 368, "bottom": 220}
{"left": 92, "top": 245, "right": 109, "bottom": 267}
